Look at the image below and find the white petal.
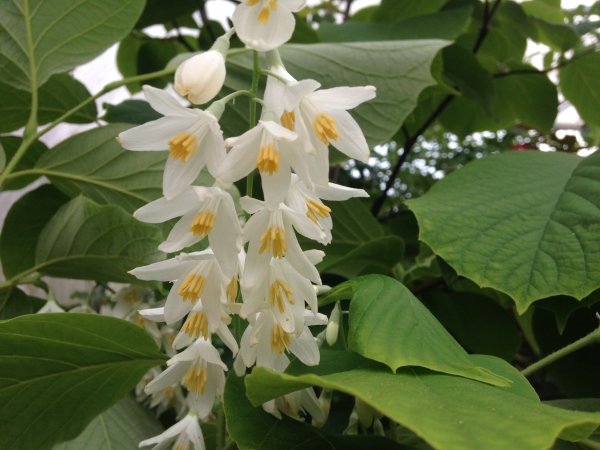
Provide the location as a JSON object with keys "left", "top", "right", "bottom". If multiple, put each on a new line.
{"left": 289, "top": 327, "right": 320, "bottom": 366}
{"left": 118, "top": 116, "right": 197, "bottom": 151}
{"left": 315, "top": 182, "right": 368, "bottom": 201}
{"left": 264, "top": 76, "right": 286, "bottom": 117}
{"left": 173, "top": 331, "right": 193, "bottom": 350}
{"left": 194, "top": 339, "right": 228, "bottom": 369}
{"left": 216, "top": 127, "right": 262, "bottom": 187}
{"left": 286, "top": 140, "right": 314, "bottom": 190}
{"left": 285, "top": 229, "right": 321, "bottom": 285}
{"left": 163, "top": 151, "right": 207, "bottom": 200}
{"left": 200, "top": 267, "right": 224, "bottom": 334}
{"left": 243, "top": 239, "right": 272, "bottom": 287}
{"left": 283, "top": 208, "right": 326, "bottom": 243}
{"left": 260, "top": 120, "right": 298, "bottom": 141}
{"left": 262, "top": 400, "right": 282, "bottom": 419}
{"left": 309, "top": 86, "right": 376, "bottom": 111}
{"left": 304, "top": 250, "right": 325, "bottom": 265}
{"left": 134, "top": 187, "right": 198, "bottom": 223}
{"left": 208, "top": 206, "right": 242, "bottom": 279}
{"left": 234, "top": 353, "right": 247, "bottom": 376}
{"left": 233, "top": 3, "right": 296, "bottom": 52}
{"left": 239, "top": 196, "right": 265, "bottom": 215}
{"left": 327, "top": 109, "right": 370, "bottom": 162}
{"left": 145, "top": 360, "right": 192, "bottom": 394}
{"left": 139, "top": 307, "right": 166, "bottom": 322}
{"left": 282, "top": 0, "right": 306, "bottom": 11}
{"left": 139, "top": 415, "right": 190, "bottom": 447}
{"left": 301, "top": 388, "right": 325, "bottom": 423}
{"left": 159, "top": 210, "right": 203, "bottom": 253}
{"left": 143, "top": 85, "right": 193, "bottom": 117}
{"left": 284, "top": 80, "right": 321, "bottom": 111}
{"left": 203, "top": 129, "right": 226, "bottom": 178}
{"left": 261, "top": 158, "right": 291, "bottom": 208}
{"left": 184, "top": 417, "right": 205, "bottom": 450}
{"left": 217, "top": 322, "right": 239, "bottom": 356}
{"left": 164, "top": 278, "right": 194, "bottom": 324}
{"left": 305, "top": 312, "right": 328, "bottom": 326}
{"left": 129, "top": 258, "right": 191, "bottom": 282}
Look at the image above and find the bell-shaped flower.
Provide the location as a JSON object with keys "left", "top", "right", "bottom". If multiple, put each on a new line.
{"left": 284, "top": 174, "right": 369, "bottom": 242}
{"left": 136, "top": 367, "right": 188, "bottom": 419}
{"left": 217, "top": 118, "right": 314, "bottom": 206}
{"left": 134, "top": 186, "right": 242, "bottom": 278}
{"left": 117, "top": 85, "right": 226, "bottom": 200}
{"left": 145, "top": 339, "right": 227, "bottom": 418}
{"left": 232, "top": 0, "right": 306, "bottom": 51}
{"left": 139, "top": 411, "right": 205, "bottom": 449}
{"left": 139, "top": 303, "right": 238, "bottom": 356}
{"left": 236, "top": 309, "right": 327, "bottom": 370}
{"left": 240, "top": 252, "right": 322, "bottom": 335}
{"left": 239, "top": 197, "right": 325, "bottom": 287}
{"left": 263, "top": 387, "right": 324, "bottom": 423}
{"left": 130, "top": 251, "right": 225, "bottom": 330}
{"left": 175, "top": 51, "right": 226, "bottom": 105}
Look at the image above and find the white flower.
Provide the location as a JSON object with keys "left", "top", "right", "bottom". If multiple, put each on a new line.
{"left": 136, "top": 368, "right": 188, "bottom": 419}
{"left": 36, "top": 299, "right": 65, "bottom": 314}
{"left": 139, "top": 412, "right": 204, "bottom": 449}
{"left": 145, "top": 339, "right": 227, "bottom": 418}
{"left": 134, "top": 186, "right": 242, "bottom": 278}
{"left": 139, "top": 304, "right": 239, "bottom": 356}
{"left": 240, "top": 253, "right": 322, "bottom": 335}
{"left": 237, "top": 310, "right": 326, "bottom": 370}
{"left": 117, "top": 85, "right": 226, "bottom": 200}
{"left": 130, "top": 251, "right": 225, "bottom": 330}
{"left": 232, "top": 0, "right": 306, "bottom": 51}
{"left": 239, "top": 196, "right": 325, "bottom": 287}
{"left": 217, "top": 119, "right": 315, "bottom": 206}
{"left": 175, "top": 51, "right": 226, "bottom": 105}
{"left": 263, "top": 387, "right": 324, "bottom": 422}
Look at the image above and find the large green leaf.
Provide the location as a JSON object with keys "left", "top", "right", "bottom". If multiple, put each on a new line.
{"left": 53, "top": 396, "right": 163, "bottom": 450}
{"left": 246, "top": 350, "right": 600, "bottom": 450}
{"left": 34, "top": 124, "right": 165, "bottom": 213}
{"left": 318, "top": 7, "right": 472, "bottom": 42}
{"left": 31, "top": 196, "right": 164, "bottom": 283}
{"left": 297, "top": 199, "right": 404, "bottom": 278}
{"left": 0, "top": 0, "right": 145, "bottom": 90}
{"left": 0, "top": 184, "right": 69, "bottom": 279}
{"left": 0, "top": 313, "right": 167, "bottom": 450}
{"left": 135, "top": 0, "right": 198, "bottom": 29}
{"left": 372, "top": 0, "right": 447, "bottom": 23}
{"left": 0, "top": 73, "right": 96, "bottom": 133}
{"left": 537, "top": 290, "right": 600, "bottom": 334}
{"left": 224, "top": 373, "right": 411, "bottom": 450}
{"left": 407, "top": 151, "right": 600, "bottom": 313}
{"left": 321, "top": 275, "right": 509, "bottom": 385}
{"left": 0, "top": 288, "right": 44, "bottom": 319}
{"left": 0, "top": 136, "right": 47, "bottom": 190}
{"left": 560, "top": 52, "right": 600, "bottom": 127}
{"left": 101, "top": 100, "right": 162, "bottom": 125}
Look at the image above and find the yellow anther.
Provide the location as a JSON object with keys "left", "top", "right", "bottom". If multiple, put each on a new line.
{"left": 190, "top": 210, "right": 216, "bottom": 236}
{"left": 269, "top": 0, "right": 278, "bottom": 9}
{"left": 281, "top": 110, "right": 296, "bottom": 131}
{"left": 305, "top": 198, "right": 331, "bottom": 224}
{"left": 257, "top": 6, "right": 270, "bottom": 23}
{"left": 312, "top": 113, "right": 339, "bottom": 145}
{"left": 246, "top": 0, "right": 260, "bottom": 5}
{"left": 168, "top": 132, "right": 198, "bottom": 162}
{"left": 259, "top": 226, "right": 287, "bottom": 258}
{"left": 269, "top": 279, "right": 294, "bottom": 313}
{"left": 137, "top": 315, "right": 146, "bottom": 328}
{"left": 182, "top": 361, "right": 208, "bottom": 394}
{"left": 227, "top": 276, "right": 238, "bottom": 304}
{"left": 255, "top": 144, "right": 280, "bottom": 175}
{"left": 178, "top": 274, "right": 206, "bottom": 303}
{"left": 181, "top": 312, "right": 210, "bottom": 339}
{"left": 270, "top": 323, "right": 292, "bottom": 353}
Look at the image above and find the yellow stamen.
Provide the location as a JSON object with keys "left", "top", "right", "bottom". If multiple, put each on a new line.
{"left": 168, "top": 132, "right": 198, "bottom": 162}
{"left": 257, "top": 6, "right": 270, "bottom": 23}
{"left": 269, "top": 0, "right": 277, "bottom": 9}
{"left": 182, "top": 361, "right": 208, "bottom": 394}
{"left": 281, "top": 110, "right": 296, "bottom": 131}
{"left": 227, "top": 276, "right": 238, "bottom": 304}
{"left": 312, "top": 113, "right": 339, "bottom": 145}
{"left": 190, "top": 210, "right": 216, "bottom": 236}
{"left": 137, "top": 315, "right": 146, "bottom": 328}
{"left": 259, "top": 226, "right": 287, "bottom": 258}
{"left": 246, "top": 0, "right": 260, "bottom": 5}
{"left": 163, "top": 386, "right": 177, "bottom": 408}
{"left": 269, "top": 280, "right": 294, "bottom": 313}
{"left": 305, "top": 198, "right": 331, "bottom": 224}
{"left": 270, "top": 323, "right": 292, "bottom": 353}
{"left": 181, "top": 312, "right": 209, "bottom": 340}
{"left": 255, "top": 144, "right": 280, "bottom": 175}
{"left": 177, "top": 274, "right": 206, "bottom": 303}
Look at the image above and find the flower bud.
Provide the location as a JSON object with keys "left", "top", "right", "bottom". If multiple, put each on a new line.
{"left": 326, "top": 301, "right": 341, "bottom": 346}
{"left": 174, "top": 50, "right": 226, "bottom": 105}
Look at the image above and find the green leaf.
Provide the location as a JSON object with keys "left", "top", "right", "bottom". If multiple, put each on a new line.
{"left": 35, "top": 124, "right": 165, "bottom": 213}
{"left": 373, "top": 0, "right": 447, "bottom": 23}
{"left": 53, "top": 396, "right": 163, "bottom": 450}
{"left": 299, "top": 199, "right": 405, "bottom": 278}
{"left": 408, "top": 151, "right": 600, "bottom": 312}
{"left": 0, "top": 0, "right": 145, "bottom": 90}
{"left": 0, "top": 142, "right": 5, "bottom": 172}
{"left": 521, "top": 0, "right": 568, "bottom": 22}
{"left": 0, "top": 313, "right": 167, "bottom": 450}
{"left": 537, "top": 291, "right": 600, "bottom": 334}
{"left": 290, "top": 14, "right": 320, "bottom": 44}
{"left": 101, "top": 100, "right": 163, "bottom": 124}
{"left": 419, "top": 291, "right": 521, "bottom": 361}
{"left": 224, "top": 373, "right": 410, "bottom": 450}
{"left": 0, "top": 136, "right": 47, "bottom": 191}
{"left": 560, "top": 52, "right": 600, "bottom": 127}
{"left": 0, "top": 73, "right": 97, "bottom": 133}
{"left": 135, "top": 0, "right": 198, "bottom": 29}
{"left": 0, "top": 185, "right": 70, "bottom": 279}
{"left": 531, "top": 17, "right": 579, "bottom": 52}
{"left": 31, "top": 196, "right": 164, "bottom": 283}
{"left": 326, "top": 275, "right": 509, "bottom": 385}
{"left": 547, "top": 400, "right": 600, "bottom": 449}
{"left": 246, "top": 350, "right": 600, "bottom": 450}
{"left": 0, "top": 288, "right": 43, "bottom": 319}
{"left": 318, "top": 7, "right": 472, "bottom": 42}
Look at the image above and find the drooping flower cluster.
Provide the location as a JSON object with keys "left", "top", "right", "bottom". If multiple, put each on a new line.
{"left": 117, "top": 5, "right": 375, "bottom": 448}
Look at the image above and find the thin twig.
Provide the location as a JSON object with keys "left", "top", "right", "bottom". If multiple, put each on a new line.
{"left": 410, "top": 276, "right": 445, "bottom": 295}
{"left": 370, "top": 0, "right": 503, "bottom": 217}
{"left": 198, "top": 0, "right": 216, "bottom": 42}
{"left": 172, "top": 20, "right": 196, "bottom": 52}
{"left": 343, "top": 0, "right": 354, "bottom": 22}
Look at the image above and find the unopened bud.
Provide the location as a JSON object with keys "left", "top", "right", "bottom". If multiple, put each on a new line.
{"left": 355, "top": 397, "right": 374, "bottom": 428}
{"left": 312, "top": 388, "right": 333, "bottom": 428}
{"left": 174, "top": 50, "right": 226, "bottom": 105}
{"left": 326, "top": 301, "right": 341, "bottom": 346}
{"left": 373, "top": 417, "right": 385, "bottom": 436}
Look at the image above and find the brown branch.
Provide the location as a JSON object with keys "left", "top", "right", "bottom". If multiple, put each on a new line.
{"left": 198, "top": 0, "right": 216, "bottom": 42}
{"left": 343, "top": 0, "right": 354, "bottom": 22}
{"left": 172, "top": 20, "right": 196, "bottom": 52}
{"left": 370, "top": 0, "right": 503, "bottom": 218}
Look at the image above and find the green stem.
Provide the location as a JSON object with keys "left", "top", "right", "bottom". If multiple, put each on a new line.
{"left": 521, "top": 325, "right": 600, "bottom": 377}
{"left": 219, "top": 90, "right": 251, "bottom": 104}
{"left": 216, "top": 407, "right": 226, "bottom": 450}
{"left": 260, "top": 69, "right": 290, "bottom": 84}
{"left": 23, "top": 0, "right": 38, "bottom": 140}
{"left": 0, "top": 285, "right": 15, "bottom": 312}
{"left": 252, "top": 98, "right": 267, "bottom": 108}
{"left": 581, "top": 438, "right": 600, "bottom": 450}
